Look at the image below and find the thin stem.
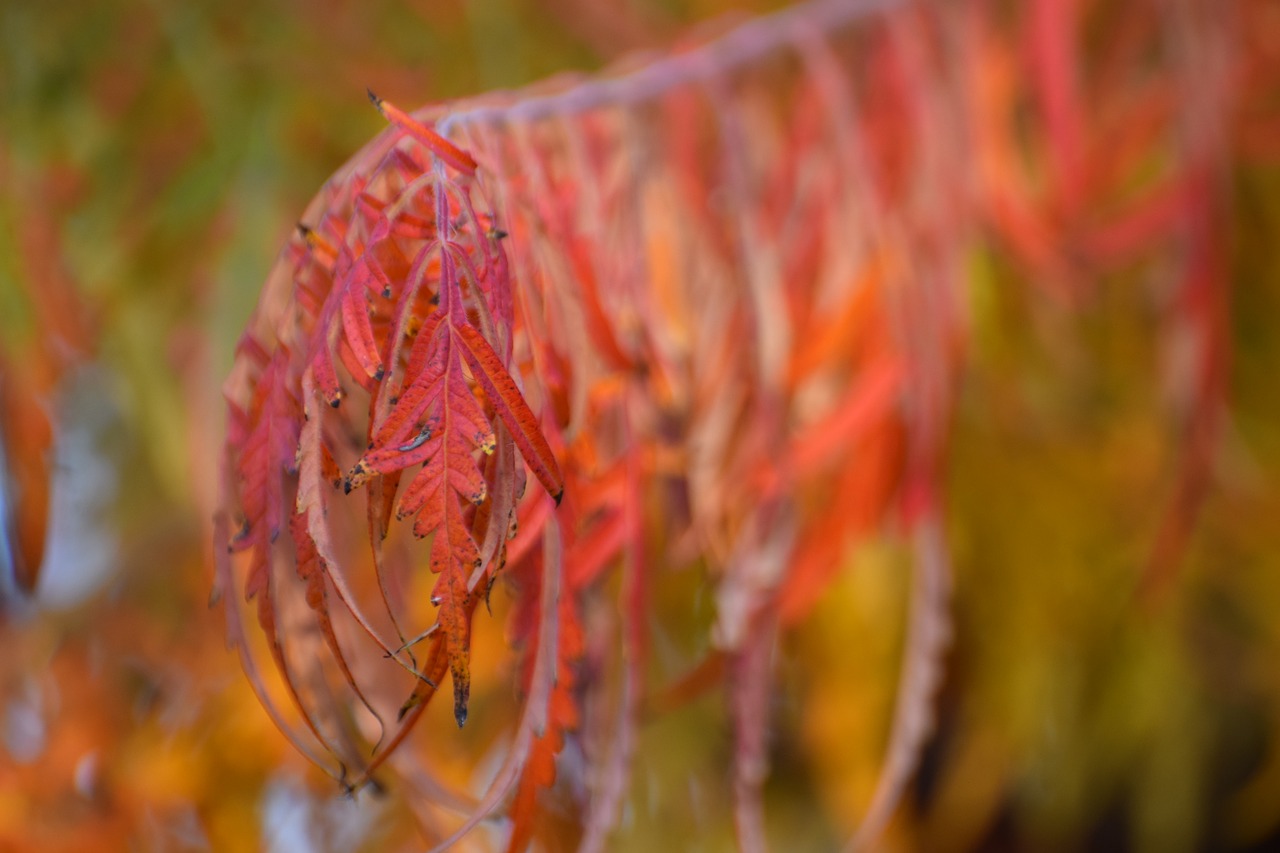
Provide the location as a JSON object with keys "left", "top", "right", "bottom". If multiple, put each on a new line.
{"left": 436, "top": 0, "right": 906, "bottom": 133}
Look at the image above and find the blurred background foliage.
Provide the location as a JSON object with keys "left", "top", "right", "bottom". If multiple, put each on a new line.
{"left": 0, "top": 0, "right": 1278, "bottom": 850}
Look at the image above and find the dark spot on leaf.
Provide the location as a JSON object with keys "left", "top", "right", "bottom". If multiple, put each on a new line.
{"left": 397, "top": 427, "right": 432, "bottom": 452}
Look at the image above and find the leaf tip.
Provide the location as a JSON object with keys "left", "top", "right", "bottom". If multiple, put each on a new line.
{"left": 346, "top": 461, "right": 373, "bottom": 494}
{"left": 454, "top": 692, "right": 469, "bottom": 728}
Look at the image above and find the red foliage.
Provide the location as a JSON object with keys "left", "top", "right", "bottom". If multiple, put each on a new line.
{"left": 218, "top": 92, "right": 566, "bottom": 794}
{"left": 216, "top": 0, "right": 1253, "bottom": 848}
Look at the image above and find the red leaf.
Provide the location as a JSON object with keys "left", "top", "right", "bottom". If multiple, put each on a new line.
{"left": 456, "top": 322, "right": 564, "bottom": 505}
{"left": 430, "top": 487, "right": 477, "bottom": 727}
{"left": 340, "top": 273, "right": 384, "bottom": 382}
{"left": 346, "top": 312, "right": 522, "bottom": 726}
{"left": 370, "top": 91, "right": 478, "bottom": 176}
